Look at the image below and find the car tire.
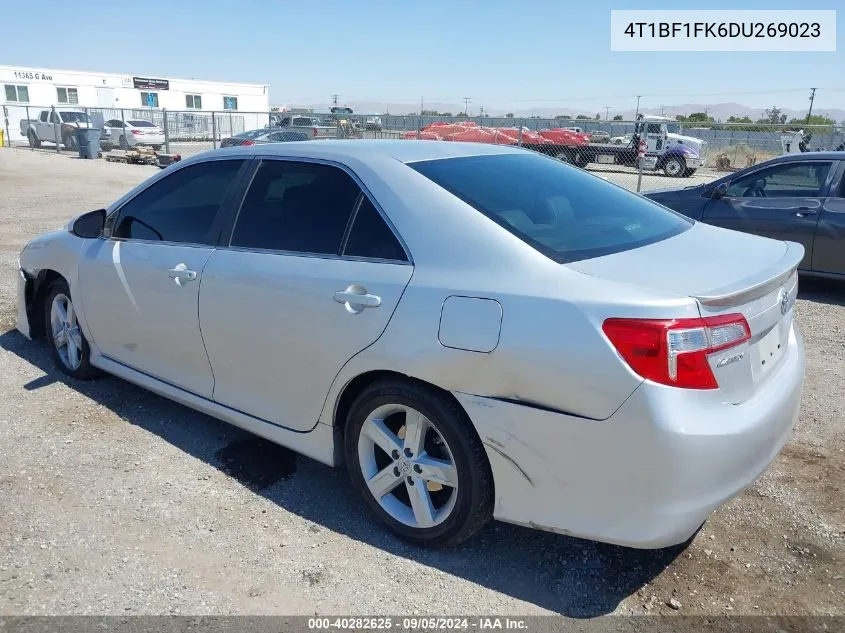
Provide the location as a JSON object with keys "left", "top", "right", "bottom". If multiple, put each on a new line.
{"left": 345, "top": 379, "right": 493, "bottom": 548}
{"left": 663, "top": 156, "right": 685, "bottom": 177}
{"left": 555, "top": 150, "right": 574, "bottom": 164}
{"left": 119, "top": 135, "right": 129, "bottom": 150}
{"left": 44, "top": 279, "right": 100, "bottom": 381}
{"left": 28, "top": 130, "right": 41, "bottom": 148}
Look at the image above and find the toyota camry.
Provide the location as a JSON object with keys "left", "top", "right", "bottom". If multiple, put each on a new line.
{"left": 16, "top": 140, "right": 805, "bottom": 548}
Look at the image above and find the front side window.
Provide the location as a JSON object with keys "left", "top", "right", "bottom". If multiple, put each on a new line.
{"left": 223, "top": 96, "right": 238, "bottom": 110}
{"left": 57, "top": 87, "right": 79, "bottom": 104}
{"left": 726, "top": 162, "right": 834, "bottom": 198}
{"left": 39, "top": 111, "right": 49, "bottom": 122}
{"left": 4, "top": 84, "right": 29, "bottom": 103}
{"left": 410, "top": 153, "right": 692, "bottom": 264}
{"left": 113, "top": 160, "right": 245, "bottom": 244}
{"left": 230, "top": 160, "right": 361, "bottom": 255}
{"left": 140, "top": 91, "right": 159, "bottom": 108}
{"left": 186, "top": 94, "right": 202, "bottom": 109}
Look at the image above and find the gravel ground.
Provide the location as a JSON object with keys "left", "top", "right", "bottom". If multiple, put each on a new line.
{"left": 0, "top": 148, "right": 843, "bottom": 618}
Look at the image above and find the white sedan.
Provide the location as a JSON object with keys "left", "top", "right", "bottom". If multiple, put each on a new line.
{"left": 16, "top": 140, "right": 804, "bottom": 548}
{"left": 104, "top": 119, "right": 166, "bottom": 150}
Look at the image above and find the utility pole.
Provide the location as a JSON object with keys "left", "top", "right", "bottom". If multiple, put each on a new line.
{"left": 660, "top": 104, "right": 665, "bottom": 116}
{"left": 331, "top": 94, "right": 338, "bottom": 107}
{"left": 420, "top": 96, "right": 424, "bottom": 114}
{"left": 462, "top": 96, "right": 471, "bottom": 115}
{"left": 604, "top": 106, "right": 610, "bottom": 120}
{"left": 634, "top": 95, "right": 642, "bottom": 121}
{"left": 807, "top": 87, "right": 817, "bottom": 122}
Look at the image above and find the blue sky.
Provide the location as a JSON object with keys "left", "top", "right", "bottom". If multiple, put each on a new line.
{"left": 1, "top": 0, "right": 841, "bottom": 113}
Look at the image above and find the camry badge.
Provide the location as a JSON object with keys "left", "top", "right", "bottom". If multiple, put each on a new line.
{"left": 779, "top": 289, "right": 791, "bottom": 315}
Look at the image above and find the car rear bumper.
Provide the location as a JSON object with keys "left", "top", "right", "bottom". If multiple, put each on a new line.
{"left": 455, "top": 322, "right": 804, "bottom": 549}
{"left": 133, "top": 135, "right": 165, "bottom": 145}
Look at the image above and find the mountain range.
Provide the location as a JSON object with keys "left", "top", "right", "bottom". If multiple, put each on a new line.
{"left": 280, "top": 100, "right": 844, "bottom": 122}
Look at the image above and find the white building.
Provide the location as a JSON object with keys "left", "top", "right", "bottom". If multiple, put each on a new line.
{"left": 1, "top": 65, "right": 270, "bottom": 142}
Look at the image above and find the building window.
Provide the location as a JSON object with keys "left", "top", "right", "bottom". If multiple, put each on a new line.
{"left": 223, "top": 96, "right": 238, "bottom": 111}
{"left": 4, "top": 84, "right": 30, "bottom": 103}
{"left": 185, "top": 94, "right": 202, "bottom": 109}
{"left": 141, "top": 91, "right": 159, "bottom": 108}
{"left": 57, "top": 87, "right": 79, "bottom": 105}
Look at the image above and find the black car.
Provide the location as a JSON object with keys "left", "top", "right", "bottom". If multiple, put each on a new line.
{"left": 644, "top": 152, "right": 845, "bottom": 278}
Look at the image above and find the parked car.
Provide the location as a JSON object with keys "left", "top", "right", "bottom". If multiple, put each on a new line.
{"left": 17, "top": 141, "right": 804, "bottom": 549}
{"left": 103, "top": 119, "right": 166, "bottom": 150}
{"left": 645, "top": 152, "right": 845, "bottom": 277}
{"left": 20, "top": 109, "right": 94, "bottom": 150}
{"left": 366, "top": 117, "right": 383, "bottom": 131}
{"left": 220, "top": 129, "right": 310, "bottom": 147}
{"left": 273, "top": 115, "right": 336, "bottom": 139}
{"left": 588, "top": 130, "right": 611, "bottom": 143}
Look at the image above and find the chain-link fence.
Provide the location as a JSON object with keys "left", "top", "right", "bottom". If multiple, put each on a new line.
{"left": 3, "top": 104, "right": 843, "bottom": 193}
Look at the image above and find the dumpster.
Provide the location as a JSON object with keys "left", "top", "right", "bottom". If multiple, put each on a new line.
{"left": 74, "top": 128, "right": 102, "bottom": 159}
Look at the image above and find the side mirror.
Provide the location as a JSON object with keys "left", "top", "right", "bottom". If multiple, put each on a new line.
{"left": 71, "top": 208, "right": 106, "bottom": 239}
{"left": 711, "top": 183, "right": 728, "bottom": 200}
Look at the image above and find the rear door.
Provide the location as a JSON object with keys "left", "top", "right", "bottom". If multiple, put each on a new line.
{"left": 811, "top": 161, "right": 845, "bottom": 275}
{"left": 199, "top": 158, "right": 413, "bottom": 431}
{"left": 702, "top": 160, "right": 835, "bottom": 271}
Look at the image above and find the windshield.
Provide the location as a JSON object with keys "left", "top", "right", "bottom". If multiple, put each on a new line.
{"left": 410, "top": 153, "right": 692, "bottom": 264}
{"left": 236, "top": 129, "right": 269, "bottom": 139}
{"left": 60, "top": 112, "right": 91, "bottom": 123}
{"left": 127, "top": 120, "right": 157, "bottom": 128}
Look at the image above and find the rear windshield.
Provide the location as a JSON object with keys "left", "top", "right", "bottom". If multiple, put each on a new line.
{"left": 409, "top": 153, "right": 692, "bottom": 263}
{"left": 127, "top": 120, "right": 157, "bottom": 127}
{"left": 60, "top": 112, "right": 91, "bottom": 123}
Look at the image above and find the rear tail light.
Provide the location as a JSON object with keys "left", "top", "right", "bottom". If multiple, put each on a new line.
{"left": 602, "top": 314, "right": 750, "bottom": 390}
{"left": 241, "top": 139, "right": 255, "bottom": 146}
{"left": 130, "top": 129, "right": 142, "bottom": 135}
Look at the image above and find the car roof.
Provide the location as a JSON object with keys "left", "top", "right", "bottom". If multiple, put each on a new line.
{"left": 198, "top": 139, "right": 526, "bottom": 164}
{"left": 763, "top": 151, "right": 845, "bottom": 163}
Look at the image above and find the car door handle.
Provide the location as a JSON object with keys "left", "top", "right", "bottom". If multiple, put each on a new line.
{"left": 168, "top": 263, "right": 197, "bottom": 286}
{"left": 795, "top": 208, "right": 819, "bottom": 217}
{"left": 334, "top": 285, "right": 381, "bottom": 313}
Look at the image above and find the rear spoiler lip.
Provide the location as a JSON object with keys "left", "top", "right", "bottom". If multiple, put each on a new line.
{"left": 692, "top": 240, "right": 804, "bottom": 307}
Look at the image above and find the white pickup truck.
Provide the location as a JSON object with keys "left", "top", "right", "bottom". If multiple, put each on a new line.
{"left": 270, "top": 114, "right": 336, "bottom": 139}
{"left": 20, "top": 108, "right": 99, "bottom": 149}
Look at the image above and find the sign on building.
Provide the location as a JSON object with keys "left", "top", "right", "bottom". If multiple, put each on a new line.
{"left": 132, "top": 77, "right": 170, "bottom": 90}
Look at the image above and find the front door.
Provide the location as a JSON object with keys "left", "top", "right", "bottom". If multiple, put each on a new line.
{"left": 199, "top": 158, "right": 413, "bottom": 431}
{"left": 77, "top": 158, "right": 249, "bottom": 397}
{"left": 702, "top": 160, "right": 835, "bottom": 271}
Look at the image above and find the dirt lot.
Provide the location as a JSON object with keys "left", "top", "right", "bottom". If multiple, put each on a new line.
{"left": 0, "top": 148, "right": 842, "bottom": 618}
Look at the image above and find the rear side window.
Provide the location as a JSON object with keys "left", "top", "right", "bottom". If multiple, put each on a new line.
{"left": 230, "top": 160, "right": 361, "bottom": 255}
{"left": 409, "top": 153, "right": 691, "bottom": 263}
{"left": 344, "top": 198, "right": 407, "bottom": 261}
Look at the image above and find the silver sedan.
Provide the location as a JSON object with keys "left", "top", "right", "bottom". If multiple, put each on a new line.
{"left": 16, "top": 140, "right": 805, "bottom": 549}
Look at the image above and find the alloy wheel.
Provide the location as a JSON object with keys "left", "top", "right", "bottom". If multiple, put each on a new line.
{"left": 357, "top": 404, "right": 459, "bottom": 528}
{"left": 50, "top": 293, "right": 83, "bottom": 371}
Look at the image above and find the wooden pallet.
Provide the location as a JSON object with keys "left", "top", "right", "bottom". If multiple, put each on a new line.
{"left": 104, "top": 148, "right": 158, "bottom": 165}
